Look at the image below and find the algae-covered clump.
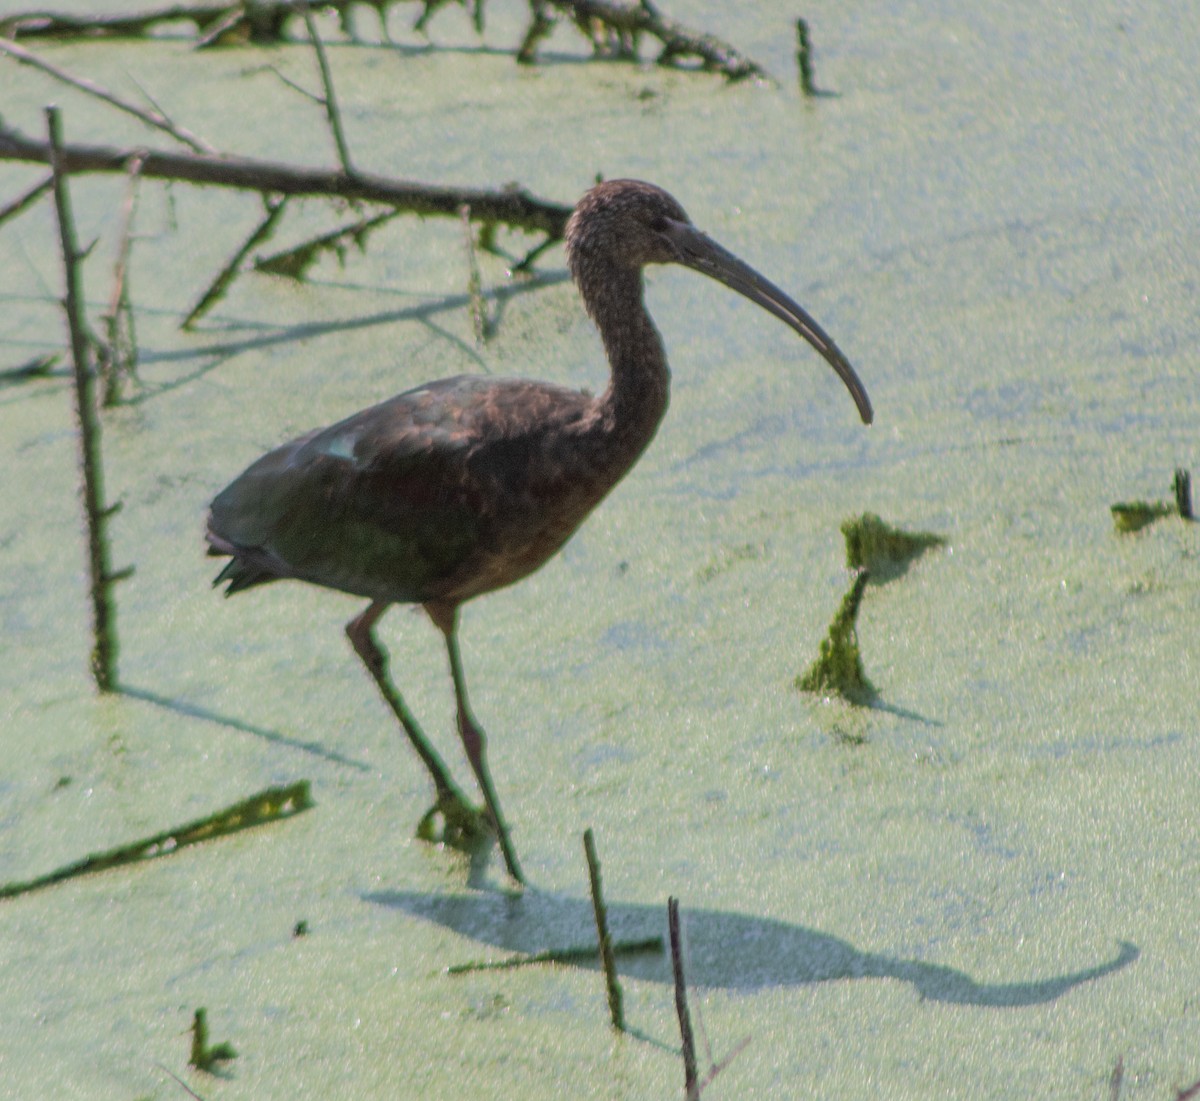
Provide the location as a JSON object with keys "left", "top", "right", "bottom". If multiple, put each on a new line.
{"left": 1111, "top": 468, "right": 1193, "bottom": 533}
{"left": 1108, "top": 465, "right": 1195, "bottom": 534}
{"left": 796, "top": 570, "right": 876, "bottom": 705}
{"left": 841, "top": 512, "right": 945, "bottom": 581}
{"left": 797, "top": 514, "right": 945, "bottom": 707}
{"left": 189, "top": 1007, "right": 237, "bottom": 1073}
{"left": 1110, "top": 500, "right": 1175, "bottom": 534}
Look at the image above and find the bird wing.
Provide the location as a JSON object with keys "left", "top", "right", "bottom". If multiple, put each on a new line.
{"left": 208, "top": 375, "right": 592, "bottom": 604}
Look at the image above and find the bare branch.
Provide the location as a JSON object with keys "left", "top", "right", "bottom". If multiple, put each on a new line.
{"left": 0, "top": 120, "right": 571, "bottom": 240}
{"left": 0, "top": 36, "right": 216, "bottom": 152}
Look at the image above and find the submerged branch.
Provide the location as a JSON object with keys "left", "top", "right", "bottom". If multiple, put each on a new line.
{"left": 0, "top": 781, "right": 313, "bottom": 900}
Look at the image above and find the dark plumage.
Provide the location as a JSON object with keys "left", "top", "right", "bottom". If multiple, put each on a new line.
{"left": 207, "top": 179, "right": 872, "bottom": 883}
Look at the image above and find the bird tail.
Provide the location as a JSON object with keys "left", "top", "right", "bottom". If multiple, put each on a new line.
{"left": 206, "top": 530, "right": 276, "bottom": 596}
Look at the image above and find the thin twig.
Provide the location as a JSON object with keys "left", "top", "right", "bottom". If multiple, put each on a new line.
{"left": 46, "top": 105, "right": 121, "bottom": 693}
{"left": 263, "top": 62, "right": 324, "bottom": 104}
{"left": 97, "top": 152, "right": 144, "bottom": 405}
{"left": 0, "top": 36, "right": 215, "bottom": 152}
{"left": 295, "top": 0, "right": 354, "bottom": 175}
{"left": 459, "top": 203, "right": 488, "bottom": 345}
{"left": 584, "top": 828, "right": 625, "bottom": 1031}
{"left": 0, "top": 171, "right": 52, "bottom": 227}
{"left": 182, "top": 194, "right": 288, "bottom": 329}
{"left": 668, "top": 896, "right": 698, "bottom": 1099}
{"left": 446, "top": 936, "right": 662, "bottom": 974}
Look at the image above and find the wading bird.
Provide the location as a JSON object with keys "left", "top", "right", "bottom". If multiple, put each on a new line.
{"left": 207, "top": 179, "right": 873, "bottom": 884}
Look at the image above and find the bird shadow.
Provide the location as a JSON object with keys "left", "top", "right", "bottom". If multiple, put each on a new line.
{"left": 365, "top": 886, "right": 1138, "bottom": 1006}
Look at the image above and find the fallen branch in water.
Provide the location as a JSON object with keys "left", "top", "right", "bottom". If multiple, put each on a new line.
{"left": 2, "top": 0, "right": 769, "bottom": 81}
{"left": 521, "top": 0, "right": 769, "bottom": 82}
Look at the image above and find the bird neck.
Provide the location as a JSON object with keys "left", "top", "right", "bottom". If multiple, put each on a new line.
{"left": 589, "top": 268, "right": 671, "bottom": 457}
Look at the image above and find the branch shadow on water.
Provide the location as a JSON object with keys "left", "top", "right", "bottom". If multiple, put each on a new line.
{"left": 120, "top": 683, "right": 372, "bottom": 771}
{"left": 366, "top": 887, "right": 1138, "bottom": 1007}
{"left": 123, "top": 269, "right": 572, "bottom": 406}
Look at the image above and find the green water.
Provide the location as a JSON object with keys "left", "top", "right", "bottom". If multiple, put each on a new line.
{"left": 1, "top": 2, "right": 1197, "bottom": 1097}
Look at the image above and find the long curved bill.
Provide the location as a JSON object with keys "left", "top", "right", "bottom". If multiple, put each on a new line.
{"left": 665, "top": 219, "right": 873, "bottom": 425}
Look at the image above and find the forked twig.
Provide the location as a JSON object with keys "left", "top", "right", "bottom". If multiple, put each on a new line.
{"left": 294, "top": 0, "right": 355, "bottom": 175}
{"left": 0, "top": 35, "right": 215, "bottom": 152}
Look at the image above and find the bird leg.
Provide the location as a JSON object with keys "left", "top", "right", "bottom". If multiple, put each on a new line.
{"left": 426, "top": 601, "right": 525, "bottom": 885}
{"left": 345, "top": 601, "right": 490, "bottom": 851}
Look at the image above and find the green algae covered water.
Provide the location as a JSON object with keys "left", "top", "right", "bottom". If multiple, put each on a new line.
{"left": 1, "top": 3, "right": 1197, "bottom": 1097}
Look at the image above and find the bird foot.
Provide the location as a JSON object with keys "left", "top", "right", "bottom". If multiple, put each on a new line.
{"left": 415, "top": 792, "right": 493, "bottom": 851}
